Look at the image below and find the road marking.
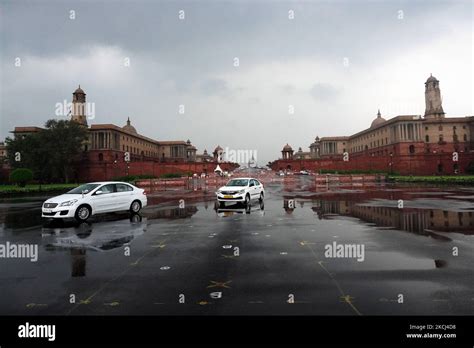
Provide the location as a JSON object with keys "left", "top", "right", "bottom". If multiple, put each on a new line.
{"left": 207, "top": 280, "right": 232, "bottom": 289}
{"left": 221, "top": 254, "right": 236, "bottom": 259}
{"left": 65, "top": 235, "right": 173, "bottom": 315}
{"left": 26, "top": 303, "right": 47, "bottom": 308}
{"left": 104, "top": 301, "right": 120, "bottom": 306}
{"left": 301, "top": 242, "right": 363, "bottom": 316}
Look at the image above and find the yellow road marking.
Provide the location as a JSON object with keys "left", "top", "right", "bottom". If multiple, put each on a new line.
{"left": 207, "top": 280, "right": 232, "bottom": 289}
{"left": 26, "top": 303, "right": 47, "bottom": 308}
{"left": 301, "top": 242, "right": 362, "bottom": 316}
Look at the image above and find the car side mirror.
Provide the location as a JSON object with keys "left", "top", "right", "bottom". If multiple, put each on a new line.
{"left": 95, "top": 190, "right": 103, "bottom": 195}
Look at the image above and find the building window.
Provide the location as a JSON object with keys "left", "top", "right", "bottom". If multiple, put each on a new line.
{"left": 464, "top": 134, "right": 467, "bottom": 141}
{"left": 425, "top": 135, "right": 429, "bottom": 142}
{"left": 439, "top": 134, "right": 444, "bottom": 142}
{"left": 98, "top": 153, "right": 104, "bottom": 161}
{"left": 409, "top": 145, "right": 415, "bottom": 154}
{"left": 425, "top": 126, "right": 428, "bottom": 130}
{"left": 438, "top": 125, "right": 443, "bottom": 131}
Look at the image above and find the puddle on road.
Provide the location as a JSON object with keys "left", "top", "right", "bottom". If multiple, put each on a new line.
{"left": 1, "top": 182, "right": 474, "bottom": 315}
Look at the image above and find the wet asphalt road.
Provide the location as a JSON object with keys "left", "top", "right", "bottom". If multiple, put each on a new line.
{"left": 1, "top": 178, "right": 474, "bottom": 315}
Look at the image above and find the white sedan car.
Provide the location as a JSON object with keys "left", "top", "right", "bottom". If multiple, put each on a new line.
{"left": 42, "top": 181, "right": 147, "bottom": 222}
{"left": 216, "top": 178, "right": 264, "bottom": 207}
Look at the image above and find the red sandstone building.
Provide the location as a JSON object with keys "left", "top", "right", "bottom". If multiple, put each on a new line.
{"left": 272, "top": 75, "right": 474, "bottom": 175}
{"left": 5, "top": 86, "right": 237, "bottom": 182}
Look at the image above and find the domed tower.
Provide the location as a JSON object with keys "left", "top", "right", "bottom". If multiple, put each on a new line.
{"left": 122, "top": 117, "right": 137, "bottom": 134}
{"left": 71, "top": 85, "right": 88, "bottom": 126}
{"left": 309, "top": 136, "right": 321, "bottom": 159}
{"left": 371, "top": 109, "right": 386, "bottom": 128}
{"left": 186, "top": 139, "right": 197, "bottom": 162}
{"left": 424, "top": 74, "right": 445, "bottom": 119}
{"left": 281, "top": 144, "right": 294, "bottom": 160}
{"left": 213, "top": 145, "right": 223, "bottom": 161}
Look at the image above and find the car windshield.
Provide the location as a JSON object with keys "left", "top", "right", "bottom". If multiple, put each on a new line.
{"left": 67, "top": 183, "right": 101, "bottom": 194}
{"left": 226, "top": 179, "right": 249, "bottom": 186}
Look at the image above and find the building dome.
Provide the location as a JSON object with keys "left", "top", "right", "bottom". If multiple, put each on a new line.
{"left": 371, "top": 109, "right": 386, "bottom": 128}
{"left": 426, "top": 74, "right": 438, "bottom": 83}
{"left": 282, "top": 144, "right": 293, "bottom": 151}
{"left": 74, "top": 85, "right": 85, "bottom": 94}
{"left": 310, "top": 136, "right": 320, "bottom": 147}
{"left": 123, "top": 117, "right": 137, "bottom": 134}
{"left": 214, "top": 145, "right": 223, "bottom": 153}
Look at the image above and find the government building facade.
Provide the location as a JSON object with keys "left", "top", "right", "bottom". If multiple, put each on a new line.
{"left": 4, "top": 86, "right": 234, "bottom": 181}
{"left": 273, "top": 75, "right": 474, "bottom": 175}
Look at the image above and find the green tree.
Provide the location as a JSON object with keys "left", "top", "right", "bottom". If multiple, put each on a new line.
{"left": 9, "top": 168, "right": 33, "bottom": 187}
{"left": 5, "top": 120, "right": 88, "bottom": 183}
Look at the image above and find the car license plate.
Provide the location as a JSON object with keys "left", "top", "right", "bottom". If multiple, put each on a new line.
{"left": 43, "top": 209, "right": 52, "bottom": 213}
{"left": 223, "top": 195, "right": 233, "bottom": 199}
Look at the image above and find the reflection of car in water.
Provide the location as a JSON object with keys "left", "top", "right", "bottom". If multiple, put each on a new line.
{"left": 215, "top": 200, "right": 265, "bottom": 216}
{"left": 216, "top": 178, "right": 264, "bottom": 208}
{"left": 42, "top": 181, "right": 147, "bottom": 222}
{"left": 47, "top": 214, "right": 145, "bottom": 252}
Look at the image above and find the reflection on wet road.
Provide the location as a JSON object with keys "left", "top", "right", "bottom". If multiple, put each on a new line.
{"left": 1, "top": 178, "right": 474, "bottom": 315}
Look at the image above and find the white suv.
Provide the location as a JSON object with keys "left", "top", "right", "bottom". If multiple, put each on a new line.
{"left": 42, "top": 181, "right": 147, "bottom": 222}
{"left": 216, "top": 178, "right": 264, "bottom": 207}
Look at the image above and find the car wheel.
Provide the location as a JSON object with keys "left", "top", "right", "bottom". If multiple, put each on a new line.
{"left": 259, "top": 192, "right": 264, "bottom": 202}
{"left": 75, "top": 205, "right": 91, "bottom": 222}
{"left": 244, "top": 194, "right": 250, "bottom": 206}
{"left": 130, "top": 200, "right": 142, "bottom": 213}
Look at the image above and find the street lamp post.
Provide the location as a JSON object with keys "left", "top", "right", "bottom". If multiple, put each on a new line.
{"left": 389, "top": 153, "right": 393, "bottom": 175}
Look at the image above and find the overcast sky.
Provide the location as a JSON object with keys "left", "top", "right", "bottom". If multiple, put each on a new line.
{"left": 1, "top": 0, "right": 473, "bottom": 164}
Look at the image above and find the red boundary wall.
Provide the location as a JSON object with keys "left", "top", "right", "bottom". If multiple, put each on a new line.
{"left": 271, "top": 151, "right": 474, "bottom": 175}
{"left": 76, "top": 150, "right": 239, "bottom": 182}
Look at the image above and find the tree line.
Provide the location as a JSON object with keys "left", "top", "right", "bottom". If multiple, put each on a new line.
{"left": 6, "top": 120, "right": 88, "bottom": 183}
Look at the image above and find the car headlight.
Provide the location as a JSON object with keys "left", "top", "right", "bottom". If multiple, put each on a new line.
{"left": 59, "top": 199, "right": 78, "bottom": 207}
{"left": 237, "top": 189, "right": 245, "bottom": 194}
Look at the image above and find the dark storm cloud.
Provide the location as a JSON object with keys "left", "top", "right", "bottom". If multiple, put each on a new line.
{"left": 0, "top": 0, "right": 472, "bottom": 164}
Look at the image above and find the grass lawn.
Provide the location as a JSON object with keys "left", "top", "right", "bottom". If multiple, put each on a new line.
{"left": 388, "top": 175, "right": 474, "bottom": 184}
{"left": 0, "top": 183, "right": 79, "bottom": 194}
